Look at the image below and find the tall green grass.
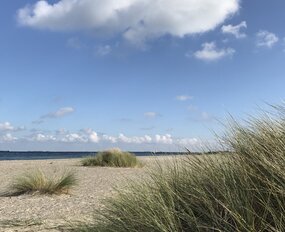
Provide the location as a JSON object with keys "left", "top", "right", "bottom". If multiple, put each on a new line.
{"left": 81, "top": 149, "right": 140, "bottom": 168}
{"left": 77, "top": 105, "right": 285, "bottom": 231}
{"left": 3, "top": 169, "right": 77, "bottom": 196}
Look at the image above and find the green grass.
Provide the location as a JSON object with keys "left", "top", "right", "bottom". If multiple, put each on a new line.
{"left": 81, "top": 149, "right": 140, "bottom": 168}
{"left": 75, "top": 105, "right": 285, "bottom": 231}
{"left": 3, "top": 169, "right": 77, "bottom": 196}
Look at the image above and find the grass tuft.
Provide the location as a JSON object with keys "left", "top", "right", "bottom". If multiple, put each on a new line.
{"left": 75, "top": 105, "right": 285, "bottom": 231}
{"left": 81, "top": 149, "right": 140, "bottom": 168}
{"left": 0, "top": 219, "right": 42, "bottom": 228}
{"left": 3, "top": 169, "right": 77, "bottom": 196}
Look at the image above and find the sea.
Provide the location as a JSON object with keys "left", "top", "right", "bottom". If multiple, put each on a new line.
{"left": 0, "top": 151, "right": 185, "bottom": 161}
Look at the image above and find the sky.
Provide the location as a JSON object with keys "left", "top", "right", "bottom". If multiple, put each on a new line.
{"left": 0, "top": 0, "right": 284, "bottom": 151}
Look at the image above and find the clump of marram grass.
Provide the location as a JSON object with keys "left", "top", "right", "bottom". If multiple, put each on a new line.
{"left": 3, "top": 169, "right": 77, "bottom": 196}
{"left": 74, "top": 105, "right": 285, "bottom": 232}
{"left": 81, "top": 149, "right": 140, "bottom": 168}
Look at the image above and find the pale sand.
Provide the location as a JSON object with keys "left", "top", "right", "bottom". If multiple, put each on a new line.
{"left": 0, "top": 156, "right": 176, "bottom": 232}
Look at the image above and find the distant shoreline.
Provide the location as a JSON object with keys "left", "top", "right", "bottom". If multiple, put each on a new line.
{"left": 0, "top": 151, "right": 189, "bottom": 161}
{"left": 0, "top": 151, "right": 228, "bottom": 161}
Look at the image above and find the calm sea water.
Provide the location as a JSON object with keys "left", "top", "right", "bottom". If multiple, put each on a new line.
{"left": 0, "top": 151, "right": 181, "bottom": 161}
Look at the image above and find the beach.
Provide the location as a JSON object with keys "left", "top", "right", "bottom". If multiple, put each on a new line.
{"left": 0, "top": 157, "right": 161, "bottom": 232}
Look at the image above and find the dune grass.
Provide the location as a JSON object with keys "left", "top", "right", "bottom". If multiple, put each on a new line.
{"left": 3, "top": 169, "right": 77, "bottom": 196}
{"left": 75, "top": 105, "right": 285, "bottom": 231}
{"left": 81, "top": 149, "right": 140, "bottom": 168}
{"left": 0, "top": 219, "right": 42, "bottom": 228}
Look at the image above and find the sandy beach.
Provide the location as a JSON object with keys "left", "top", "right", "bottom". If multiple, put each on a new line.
{"left": 0, "top": 157, "right": 164, "bottom": 232}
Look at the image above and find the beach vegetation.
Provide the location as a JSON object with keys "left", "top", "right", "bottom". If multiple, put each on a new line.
{"left": 3, "top": 169, "right": 77, "bottom": 196}
{"left": 75, "top": 105, "right": 285, "bottom": 231}
{"left": 81, "top": 149, "right": 140, "bottom": 168}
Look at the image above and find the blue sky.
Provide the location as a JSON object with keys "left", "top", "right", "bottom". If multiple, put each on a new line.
{"left": 0, "top": 0, "right": 284, "bottom": 151}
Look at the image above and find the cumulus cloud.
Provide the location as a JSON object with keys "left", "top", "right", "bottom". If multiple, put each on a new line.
{"left": 177, "top": 137, "right": 199, "bottom": 146}
{"left": 256, "top": 30, "right": 279, "bottom": 48}
{"left": 31, "top": 133, "right": 56, "bottom": 142}
{"left": 0, "top": 122, "right": 25, "bottom": 132}
{"left": 0, "top": 127, "right": 206, "bottom": 151}
{"left": 17, "top": 0, "right": 239, "bottom": 44}
{"left": 102, "top": 135, "right": 118, "bottom": 143}
{"left": 117, "top": 133, "right": 153, "bottom": 144}
{"left": 89, "top": 131, "right": 100, "bottom": 143}
{"left": 0, "top": 133, "right": 18, "bottom": 142}
{"left": 193, "top": 42, "right": 235, "bottom": 61}
{"left": 221, "top": 21, "right": 247, "bottom": 39}
{"left": 61, "top": 133, "right": 87, "bottom": 143}
{"left": 155, "top": 134, "right": 173, "bottom": 144}
{"left": 176, "top": 95, "right": 193, "bottom": 101}
{"left": 0, "top": 122, "right": 15, "bottom": 131}
{"left": 25, "top": 130, "right": 196, "bottom": 146}
{"left": 79, "top": 128, "right": 100, "bottom": 143}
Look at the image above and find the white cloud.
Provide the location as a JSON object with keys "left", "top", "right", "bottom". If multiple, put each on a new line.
{"left": 0, "top": 133, "right": 18, "bottom": 142}
{"left": 0, "top": 127, "right": 205, "bottom": 151}
{"left": 178, "top": 138, "right": 199, "bottom": 146}
{"left": 118, "top": 133, "right": 152, "bottom": 144}
{"left": 144, "top": 112, "right": 160, "bottom": 118}
{"left": 118, "top": 133, "right": 133, "bottom": 143}
{"left": 221, "top": 21, "right": 247, "bottom": 39}
{"left": 155, "top": 134, "right": 173, "bottom": 144}
{"left": 102, "top": 135, "right": 118, "bottom": 143}
{"left": 41, "top": 107, "right": 75, "bottom": 119}
{"left": 256, "top": 30, "right": 279, "bottom": 48}
{"left": 83, "top": 128, "right": 100, "bottom": 143}
{"left": 17, "top": 0, "right": 239, "bottom": 44}
{"left": 89, "top": 131, "right": 100, "bottom": 143}
{"left": 0, "top": 122, "right": 24, "bottom": 132}
{"left": 30, "top": 128, "right": 100, "bottom": 143}
{"left": 53, "top": 132, "right": 169, "bottom": 145}
{"left": 176, "top": 95, "right": 193, "bottom": 101}
{"left": 0, "top": 122, "right": 15, "bottom": 131}
{"left": 177, "top": 137, "right": 207, "bottom": 151}
{"left": 144, "top": 135, "right": 152, "bottom": 143}
{"left": 32, "top": 133, "right": 56, "bottom": 142}
{"left": 194, "top": 42, "right": 235, "bottom": 61}
{"left": 62, "top": 133, "right": 87, "bottom": 143}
